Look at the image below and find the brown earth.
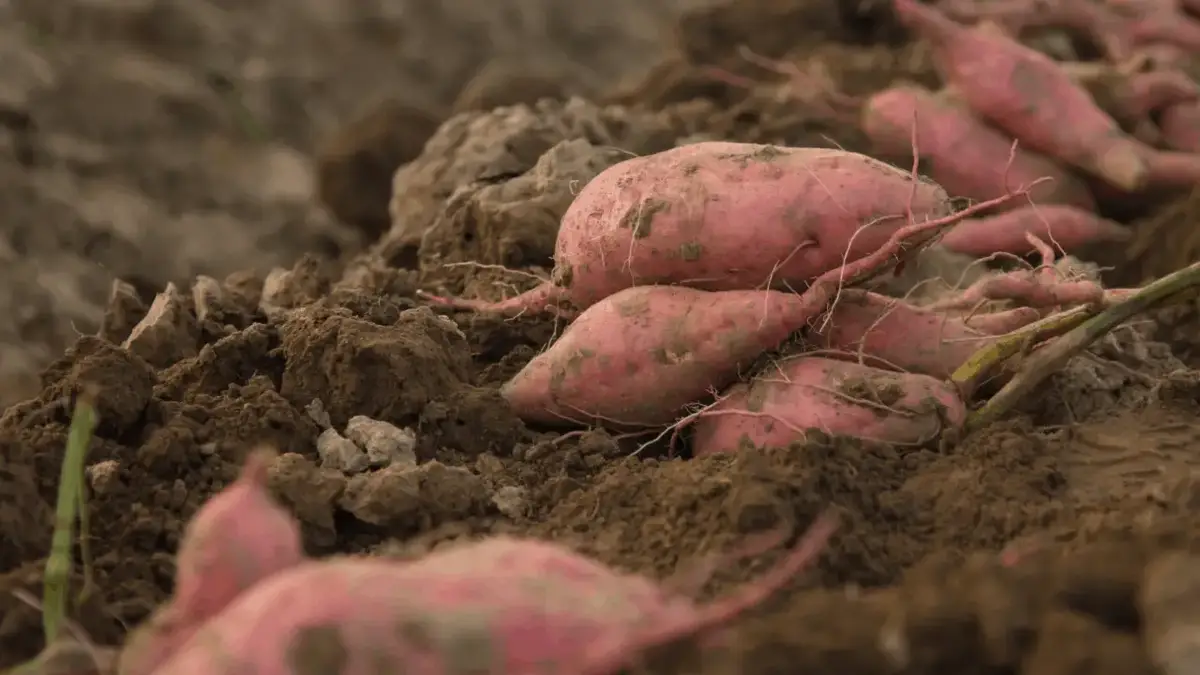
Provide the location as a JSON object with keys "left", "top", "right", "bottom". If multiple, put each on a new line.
{"left": 3, "top": 0, "right": 1200, "bottom": 673}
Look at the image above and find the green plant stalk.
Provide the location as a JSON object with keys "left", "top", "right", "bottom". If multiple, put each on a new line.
{"left": 950, "top": 304, "right": 1095, "bottom": 397}
{"left": 965, "top": 261, "right": 1200, "bottom": 434}
{"left": 43, "top": 392, "right": 97, "bottom": 645}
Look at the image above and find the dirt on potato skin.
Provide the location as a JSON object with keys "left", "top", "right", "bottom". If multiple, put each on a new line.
{"left": 4, "top": 0, "right": 1200, "bottom": 673}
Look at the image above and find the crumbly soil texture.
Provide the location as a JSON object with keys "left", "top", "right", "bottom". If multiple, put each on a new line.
{"left": 3, "top": 0, "right": 1200, "bottom": 673}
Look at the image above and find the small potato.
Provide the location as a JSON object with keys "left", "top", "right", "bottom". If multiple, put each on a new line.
{"left": 810, "top": 290, "right": 1040, "bottom": 379}
{"left": 692, "top": 356, "right": 966, "bottom": 456}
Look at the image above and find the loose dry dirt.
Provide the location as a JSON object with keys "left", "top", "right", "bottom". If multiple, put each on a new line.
{"left": 2, "top": 0, "right": 1200, "bottom": 673}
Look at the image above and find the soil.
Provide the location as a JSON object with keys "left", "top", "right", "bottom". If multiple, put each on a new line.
{"left": 2, "top": 0, "right": 1200, "bottom": 673}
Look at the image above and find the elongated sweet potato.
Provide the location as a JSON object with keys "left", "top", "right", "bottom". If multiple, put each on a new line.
{"left": 118, "top": 451, "right": 303, "bottom": 675}
{"left": 895, "top": 0, "right": 1150, "bottom": 192}
{"left": 420, "top": 142, "right": 950, "bottom": 316}
{"left": 938, "top": 204, "right": 1130, "bottom": 257}
{"left": 1159, "top": 100, "right": 1200, "bottom": 152}
{"left": 147, "top": 518, "right": 838, "bottom": 675}
{"left": 937, "top": 0, "right": 1134, "bottom": 60}
{"left": 1141, "top": 148, "right": 1200, "bottom": 187}
{"left": 692, "top": 356, "right": 966, "bottom": 457}
{"left": 862, "top": 84, "right": 1096, "bottom": 211}
{"left": 500, "top": 285, "right": 812, "bottom": 428}
{"left": 809, "top": 290, "right": 1040, "bottom": 379}
{"left": 1066, "top": 64, "right": 1199, "bottom": 144}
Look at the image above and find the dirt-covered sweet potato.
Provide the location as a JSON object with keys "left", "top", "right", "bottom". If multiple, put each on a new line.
{"left": 420, "top": 142, "right": 950, "bottom": 316}
{"left": 500, "top": 285, "right": 818, "bottom": 428}
{"left": 146, "top": 521, "right": 839, "bottom": 675}
{"left": 691, "top": 356, "right": 966, "bottom": 456}
{"left": 895, "top": 0, "right": 1150, "bottom": 192}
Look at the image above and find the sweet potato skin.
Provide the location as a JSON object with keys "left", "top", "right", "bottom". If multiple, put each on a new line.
{"left": 501, "top": 285, "right": 810, "bottom": 428}
{"left": 118, "top": 452, "right": 303, "bottom": 675}
{"left": 423, "top": 142, "right": 950, "bottom": 315}
{"left": 150, "top": 538, "right": 687, "bottom": 675}
{"left": 938, "top": 204, "right": 1130, "bottom": 257}
{"left": 894, "top": 0, "right": 1149, "bottom": 192}
{"left": 862, "top": 84, "right": 1096, "bottom": 211}
{"left": 557, "top": 143, "right": 948, "bottom": 305}
{"left": 809, "top": 291, "right": 1040, "bottom": 379}
{"left": 692, "top": 357, "right": 966, "bottom": 456}
{"left": 1159, "top": 100, "right": 1200, "bottom": 153}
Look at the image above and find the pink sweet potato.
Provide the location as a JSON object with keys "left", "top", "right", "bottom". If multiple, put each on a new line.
{"left": 1126, "top": 70, "right": 1200, "bottom": 115}
{"left": 862, "top": 84, "right": 1096, "bottom": 211}
{"left": 118, "top": 451, "right": 303, "bottom": 675}
{"left": 938, "top": 204, "right": 1130, "bottom": 257}
{"left": 500, "top": 285, "right": 814, "bottom": 429}
{"left": 147, "top": 518, "right": 839, "bottom": 675}
{"left": 1159, "top": 100, "right": 1200, "bottom": 152}
{"left": 1125, "top": 3, "right": 1200, "bottom": 51}
{"left": 420, "top": 142, "right": 950, "bottom": 316}
{"left": 938, "top": 0, "right": 1135, "bottom": 68}
{"left": 1141, "top": 147, "right": 1200, "bottom": 186}
{"left": 1067, "top": 65, "right": 1199, "bottom": 144}
{"left": 808, "top": 290, "right": 1041, "bottom": 379}
{"left": 692, "top": 356, "right": 966, "bottom": 457}
{"left": 895, "top": 0, "right": 1150, "bottom": 192}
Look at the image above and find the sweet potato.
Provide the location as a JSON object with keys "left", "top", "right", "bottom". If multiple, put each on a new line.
{"left": 1125, "top": 4, "right": 1200, "bottom": 51}
{"left": 500, "top": 285, "right": 814, "bottom": 429}
{"left": 420, "top": 142, "right": 950, "bottom": 316}
{"left": 147, "top": 519, "right": 839, "bottom": 675}
{"left": 118, "top": 451, "right": 303, "bottom": 675}
{"left": 691, "top": 357, "right": 966, "bottom": 457}
{"left": 1159, "top": 100, "right": 1200, "bottom": 152}
{"left": 1141, "top": 148, "right": 1200, "bottom": 186}
{"left": 938, "top": 204, "right": 1130, "bottom": 257}
{"left": 808, "top": 290, "right": 1041, "bottom": 379}
{"left": 1067, "top": 64, "right": 1199, "bottom": 144}
{"left": 895, "top": 0, "right": 1150, "bottom": 192}
{"left": 937, "top": 0, "right": 1135, "bottom": 65}
{"left": 862, "top": 84, "right": 1096, "bottom": 211}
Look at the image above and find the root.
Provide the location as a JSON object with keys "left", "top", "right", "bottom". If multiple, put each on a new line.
{"left": 926, "top": 233, "right": 1105, "bottom": 311}
{"left": 417, "top": 280, "right": 572, "bottom": 318}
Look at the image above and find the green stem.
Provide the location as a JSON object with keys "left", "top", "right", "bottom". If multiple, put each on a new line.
{"left": 965, "top": 261, "right": 1200, "bottom": 434}
{"left": 43, "top": 390, "right": 97, "bottom": 645}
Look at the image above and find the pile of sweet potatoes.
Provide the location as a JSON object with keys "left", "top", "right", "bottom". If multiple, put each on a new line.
{"left": 416, "top": 0, "right": 1200, "bottom": 457}
{"left": 870, "top": 0, "right": 1200, "bottom": 205}
{"left": 413, "top": 0, "right": 1191, "bottom": 459}
{"left": 117, "top": 453, "right": 839, "bottom": 675}
{"left": 419, "top": 136, "right": 1127, "bottom": 455}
